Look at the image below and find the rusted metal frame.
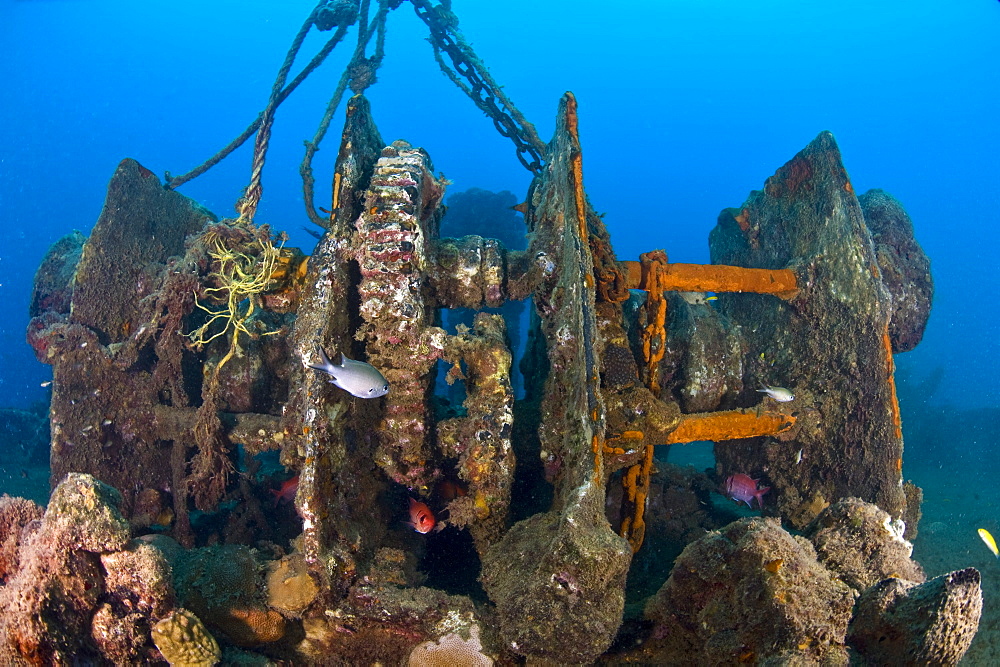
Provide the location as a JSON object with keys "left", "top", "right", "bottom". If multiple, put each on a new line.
{"left": 563, "top": 94, "right": 605, "bottom": 488}
{"left": 620, "top": 260, "right": 798, "bottom": 298}
{"left": 663, "top": 409, "right": 796, "bottom": 444}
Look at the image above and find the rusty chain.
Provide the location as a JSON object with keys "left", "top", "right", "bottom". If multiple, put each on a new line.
{"left": 410, "top": 0, "right": 546, "bottom": 175}
{"left": 170, "top": 0, "right": 546, "bottom": 200}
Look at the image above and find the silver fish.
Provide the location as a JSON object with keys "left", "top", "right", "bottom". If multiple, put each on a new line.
{"left": 308, "top": 346, "right": 389, "bottom": 398}
{"left": 757, "top": 384, "right": 795, "bottom": 402}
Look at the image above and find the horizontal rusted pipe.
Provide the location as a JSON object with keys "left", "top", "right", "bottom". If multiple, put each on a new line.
{"left": 663, "top": 409, "right": 795, "bottom": 444}
{"left": 620, "top": 261, "right": 798, "bottom": 299}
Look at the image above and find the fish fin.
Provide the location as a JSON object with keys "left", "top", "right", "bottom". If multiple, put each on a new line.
{"left": 309, "top": 345, "right": 334, "bottom": 370}
{"left": 314, "top": 345, "right": 347, "bottom": 372}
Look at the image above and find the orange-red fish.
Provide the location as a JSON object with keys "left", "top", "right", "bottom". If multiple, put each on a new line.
{"left": 408, "top": 497, "right": 437, "bottom": 534}
{"left": 270, "top": 476, "right": 299, "bottom": 506}
{"left": 724, "top": 473, "right": 770, "bottom": 509}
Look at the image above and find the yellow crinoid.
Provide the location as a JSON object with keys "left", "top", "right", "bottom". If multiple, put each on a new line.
{"left": 187, "top": 229, "right": 283, "bottom": 371}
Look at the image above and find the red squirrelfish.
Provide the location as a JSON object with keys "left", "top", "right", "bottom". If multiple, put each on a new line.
{"left": 270, "top": 476, "right": 299, "bottom": 506}
{"left": 724, "top": 473, "right": 770, "bottom": 509}
{"left": 408, "top": 497, "right": 437, "bottom": 534}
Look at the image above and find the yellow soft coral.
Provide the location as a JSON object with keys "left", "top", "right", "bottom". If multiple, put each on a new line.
{"left": 186, "top": 234, "right": 281, "bottom": 371}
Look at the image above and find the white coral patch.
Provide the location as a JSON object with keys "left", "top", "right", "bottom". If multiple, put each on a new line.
{"left": 556, "top": 325, "right": 573, "bottom": 345}
{"left": 882, "top": 514, "right": 913, "bottom": 557}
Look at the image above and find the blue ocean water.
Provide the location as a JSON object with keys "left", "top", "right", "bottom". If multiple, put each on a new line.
{"left": 1, "top": 0, "right": 1000, "bottom": 659}
{"left": 1, "top": 1, "right": 997, "bottom": 415}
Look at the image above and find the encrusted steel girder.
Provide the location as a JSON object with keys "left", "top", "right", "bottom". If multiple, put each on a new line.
{"left": 354, "top": 141, "right": 449, "bottom": 490}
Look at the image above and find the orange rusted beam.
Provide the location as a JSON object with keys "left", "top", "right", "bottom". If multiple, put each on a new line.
{"left": 881, "top": 325, "right": 902, "bottom": 442}
{"left": 664, "top": 410, "right": 795, "bottom": 444}
{"left": 620, "top": 261, "right": 798, "bottom": 299}
{"left": 564, "top": 93, "right": 588, "bottom": 242}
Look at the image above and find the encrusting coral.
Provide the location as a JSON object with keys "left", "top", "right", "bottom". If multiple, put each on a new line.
{"left": 94, "top": 539, "right": 178, "bottom": 663}
{"left": 265, "top": 553, "right": 318, "bottom": 616}
{"left": 102, "top": 539, "right": 176, "bottom": 618}
{"left": 0, "top": 495, "right": 43, "bottom": 583}
{"left": 642, "top": 517, "right": 856, "bottom": 664}
{"left": 806, "top": 496, "right": 924, "bottom": 591}
{"left": 45, "top": 471, "right": 131, "bottom": 553}
{"left": 848, "top": 567, "right": 982, "bottom": 664}
{"left": 0, "top": 473, "right": 128, "bottom": 662}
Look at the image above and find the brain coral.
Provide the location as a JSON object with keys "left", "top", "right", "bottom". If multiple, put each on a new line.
{"left": 408, "top": 625, "right": 493, "bottom": 667}
{"left": 151, "top": 608, "right": 220, "bottom": 667}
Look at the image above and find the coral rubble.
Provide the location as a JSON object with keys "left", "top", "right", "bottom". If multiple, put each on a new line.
{"left": 643, "top": 517, "right": 856, "bottom": 664}
{"left": 848, "top": 567, "right": 982, "bottom": 664}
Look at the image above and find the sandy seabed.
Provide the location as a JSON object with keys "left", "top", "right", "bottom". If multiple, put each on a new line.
{"left": 910, "top": 458, "right": 999, "bottom": 665}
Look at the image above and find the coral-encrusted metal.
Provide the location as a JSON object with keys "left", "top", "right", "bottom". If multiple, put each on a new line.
{"left": 354, "top": 142, "right": 448, "bottom": 489}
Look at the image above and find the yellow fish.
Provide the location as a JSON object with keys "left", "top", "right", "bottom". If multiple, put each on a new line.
{"left": 978, "top": 528, "right": 999, "bottom": 557}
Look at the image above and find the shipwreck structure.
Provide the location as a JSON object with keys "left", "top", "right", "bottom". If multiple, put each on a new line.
{"left": 2, "top": 1, "right": 979, "bottom": 664}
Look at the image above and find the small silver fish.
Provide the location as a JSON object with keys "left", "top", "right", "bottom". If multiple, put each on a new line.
{"left": 308, "top": 346, "right": 389, "bottom": 398}
{"left": 758, "top": 384, "right": 795, "bottom": 402}
{"left": 795, "top": 449, "right": 803, "bottom": 464}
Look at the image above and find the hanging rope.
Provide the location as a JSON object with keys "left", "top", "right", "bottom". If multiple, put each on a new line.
{"left": 165, "top": 4, "right": 351, "bottom": 192}
{"left": 167, "top": 0, "right": 545, "bottom": 227}
{"left": 300, "top": 0, "right": 392, "bottom": 229}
